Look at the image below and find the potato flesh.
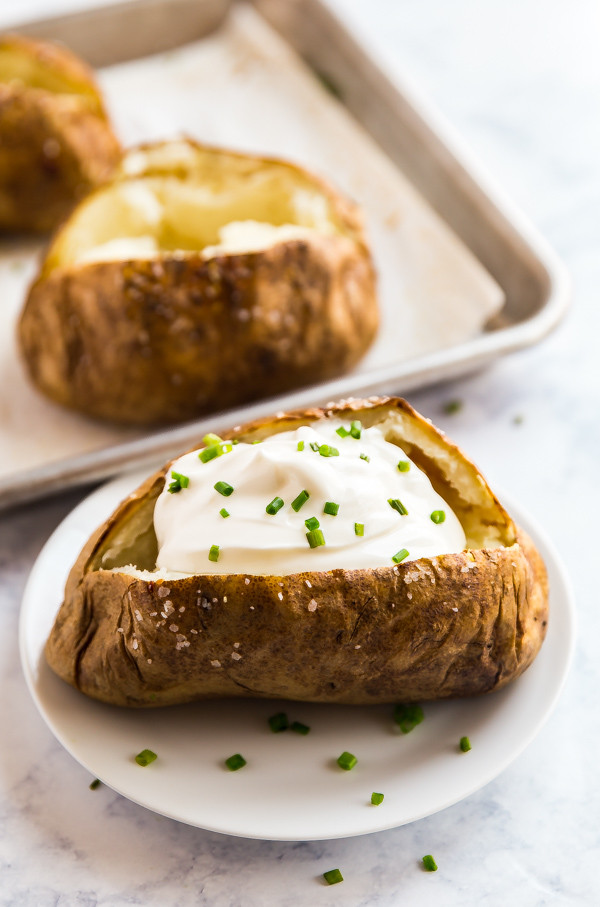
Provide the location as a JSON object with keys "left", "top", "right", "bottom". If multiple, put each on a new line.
{"left": 46, "top": 170, "right": 344, "bottom": 270}
{"left": 0, "top": 43, "right": 101, "bottom": 110}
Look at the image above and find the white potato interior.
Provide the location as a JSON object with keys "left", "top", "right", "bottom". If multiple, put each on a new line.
{"left": 46, "top": 144, "right": 349, "bottom": 270}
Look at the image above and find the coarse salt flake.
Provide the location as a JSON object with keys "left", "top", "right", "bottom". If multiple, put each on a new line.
{"left": 278, "top": 592, "right": 283, "bottom": 601}
{"left": 305, "top": 580, "right": 312, "bottom": 588}
{"left": 245, "top": 578, "right": 250, "bottom": 585}
{"left": 354, "top": 644, "right": 361, "bottom": 649}
{"left": 134, "top": 609, "right": 142, "bottom": 621}
{"left": 223, "top": 596, "right": 227, "bottom": 603}
{"left": 211, "top": 659, "right": 221, "bottom": 668}
{"left": 147, "top": 659, "right": 152, "bottom": 665}
{"left": 233, "top": 642, "right": 240, "bottom": 649}
{"left": 158, "top": 586, "right": 171, "bottom": 598}
{"left": 308, "top": 599, "right": 318, "bottom": 612}
{"left": 169, "top": 624, "right": 179, "bottom": 632}
{"left": 132, "top": 639, "right": 138, "bottom": 650}
{"left": 117, "top": 627, "right": 124, "bottom": 633}
{"left": 231, "top": 651, "right": 242, "bottom": 661}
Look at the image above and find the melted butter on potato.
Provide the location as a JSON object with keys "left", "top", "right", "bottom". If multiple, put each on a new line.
{"left": 153, "top": 422, "right": 466, "bottom": 576}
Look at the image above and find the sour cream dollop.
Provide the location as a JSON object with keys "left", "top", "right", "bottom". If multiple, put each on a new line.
{"left": 153, "top": 423, "right": 466, "bottom": 575}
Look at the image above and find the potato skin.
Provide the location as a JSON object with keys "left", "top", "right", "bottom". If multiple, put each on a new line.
{"left": 44, "top": 397, "right": 549, "bottom": 707}
{"left": 19, "top": 231, "right": 377, "bottom": 425}
{"left": 0, "top": 37, "right": 119, "bottom": 232}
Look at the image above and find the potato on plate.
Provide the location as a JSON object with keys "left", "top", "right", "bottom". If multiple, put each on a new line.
{"left": 0, "top": 34, "right": 120, "bottom": 232}
{"left": 18, "top": 140, "right": 378, "bottom": 425}
{"left": 45, "top": 396, "right": 548, "bottom": 707}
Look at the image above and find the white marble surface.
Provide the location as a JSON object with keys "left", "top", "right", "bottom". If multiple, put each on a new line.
{"left": 1, "top": 0, "right": 599, "bottom": 903}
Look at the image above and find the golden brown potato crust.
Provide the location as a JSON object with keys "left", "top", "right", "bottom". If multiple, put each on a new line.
{"left": 0, "top": 37, "right": 119, "bottom": 232}
{"left": 44, "top": 397, "right": 549, "bottom": 707}
{"left": 19, "top": 235, "right": 377, "bottom": 424}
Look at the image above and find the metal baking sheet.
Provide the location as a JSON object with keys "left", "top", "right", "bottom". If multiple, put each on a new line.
{"left": 0, "top": 0, "right": 569, "bottom": 510}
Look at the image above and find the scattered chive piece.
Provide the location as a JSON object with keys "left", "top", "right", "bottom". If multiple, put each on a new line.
{"left": 297, "top": 440, "right": 305, "bottom": 451}
{"left": 354, "top": 522, "right": 364, "bottom": 536}
{"left": 459, "top": 736, "right": 472, "bottom": 753}
{"left": 309, "top": 441, "right": 320, "bottom": 452}
{"left": 360, "top": 453, "right": 370, "bottom": 462}
{"left": 392, "top": 548, "right": 409, "bottom": 564}
{"left": 394, "top": 703, "right": 424, "bottom": 734}
{"left": 422, "top": 855, "right": 438, "bottom": 872}
{"left": 397, "top": 460, "right": 410, "bottom": 472}
{"left": 208, "top": 545, "right": 220, "bottom": 563}
{"left": 371, "top": 792, "right": 384, "bottom": 806}
{"left": 291, "top": 489, "right": 310, "bottom": 511}
{"left": 268, "top": 712, "right": 289, "bottom": 732}
{"left": 388, "top": 498, "right": 408, "bottom": 516}
{"left": 430, "top": 510, "right": 446, "bottom": 524}
{"left": 232, "top": 438, "right": 239, "bottom": 445}
{"left": 336, "top": 426, "right": 350, "bottom": 438}
{"left": 443, "top": 399, "right": 462, "bottom": 415}
{"left": 214, "top": 481, "right": 234, "bottom": 497}
{"left": 323, "top": 501, "right": 339, "bottom": 516}
{"left": 319, "top": 444, "right": 339, "bottom": 457}
{"left": 203, "top": 432, "right": 223, "bottom": 446}
{"left": 350, "top": 420, "right": 362, "bottom": 439}
{"left": 306, "top": 528, "right": 326, "bottom": 548}
{"left": 168, "top": 471, "right": 189, "bottom": 493}
{"left": 89, "top": 778, "right": 101, "bottom": 790}
{"left": 219, "top": 508, "right": 230, "bottom": 519}
{"left": 291, "top": 721, "right": 310, "bottom": 735}
{"left": 199, "top": 445, "right": 219, "bottom": 463}
{"left": 251, "top": 440, "right": 262, "bottom": 445}
{"left": 305, "top": 516, "right": 320, "bottom": 531}
{"left": 266, "top": 496, "right": 284, "bottom": 515}
{"left": 323, "top": 869, "right": 344, "bottom": 885}
{"left": 135, "top": 749, "right": 157, "bottom": 767}
{"left": 337, "top": 751, "right": 357, "bottom": 771}
{"left": 225, "top": 753, "right": 246, "bottom": 771}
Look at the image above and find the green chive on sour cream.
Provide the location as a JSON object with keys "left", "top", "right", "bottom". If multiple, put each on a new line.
{"left": 153, "top": 422, "right": 466, "bottom": 575}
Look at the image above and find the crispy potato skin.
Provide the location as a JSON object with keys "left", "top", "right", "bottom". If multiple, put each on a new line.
{"left": 19, "top": 236, "right": 377, "bottom": 425}
{"left": 0, "top": 38, "right": 119, "bottom": 232}
{"left": 44, "top": 397, "right": 549, "bottom": 707}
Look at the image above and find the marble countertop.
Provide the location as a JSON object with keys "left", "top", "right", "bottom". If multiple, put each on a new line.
{"left": 1, "top": 0, "right": 599, "bottom": 904}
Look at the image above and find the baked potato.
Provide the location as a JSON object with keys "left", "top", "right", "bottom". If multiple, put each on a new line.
{"left": 0, "top": 34, "right": 120, "bottom": 232}
{"left": 18, "top": 139, "right": 378, "bottom": 425}
{"left": 45, "top": 396, "right": 548, "bottom": 707}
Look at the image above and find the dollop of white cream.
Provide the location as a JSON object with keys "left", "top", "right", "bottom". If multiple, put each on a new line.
{"left": 153, "top": 423, "right": 466, "bottom": 576}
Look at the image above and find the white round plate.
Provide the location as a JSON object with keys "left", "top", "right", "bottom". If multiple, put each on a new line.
{"left": 20, "top": 471, "right": 575, "bottom": 841}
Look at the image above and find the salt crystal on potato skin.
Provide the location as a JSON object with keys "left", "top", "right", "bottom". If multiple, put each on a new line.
{"left": 45, "top": 397, "right": 548, "bottom": 707}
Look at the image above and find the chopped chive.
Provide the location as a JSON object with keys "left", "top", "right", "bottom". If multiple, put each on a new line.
{"left": 422, "top": 855, "right": 438, "bottom": 872}
{"left": 297, "top": 440, "right": 305, "bottom": 451}
{"left": 306, "top": 528, "right": 326, "bottom": 548}
{"left": 323, "top": 869, "right": 344, "bottom": 885}
{"left": 443, "top": 399, "right": 462, "bottom": 415}
{"left": 269, "top": 713, "right": 289, "bottom": 733}
{"left": 168, "top": 470, "right": 189, "bottom": 493}
{"left": 208, "top": 545, "right": 220, "bottom": 563}
{"left": 203, "top": 432, "right": 223, "bottom": 446}
{"left": 459, "top": 736, "right": 472, "bottom": 752}
{"left": 359, "top": 453, "right": 370, "bottom": 462}
{"left": 318, "top": 444, "right": 339, "bottom": 457}
{"left": 392, "top": 548, "right": 409, "bottom": 564}
{"left": 337, "top": 751, "right": 357, "bottom": 771}
{"left": 199, "top": 445, "right": 219, "bottom": 463}
{"left": 135, "top": 749, "right": 157, "bottom": 767}
{"left": 350, "top": 420, "right": 362, "bottom": 439}
{"left": 388, "top": 498, "right": 408, "bottom": 516}
{"left": 336, "top": 426, "right": 350, "bottom": 438}
{"left": 232, "top": 438, "right": 239, "bottom": 445}
{"left": 397, "top": 460, "right": 410, "bottom": 472}
{"left": 219, "top": 508, "right": 230, "bottom": 518}
{"left": 309, "top": 441, "right": 320, "bottom": 452}
{"left": 393, "top": 703, "right": 424, "bottom": 734}
{"left": 225, "top": 753, "right": 246, "bottom": 771}
{"left": 266, "top": 496, "right": 284, "bottom": 515}
{"left": 323, "top": 501, "right": 339, "bottom": 516}
{"left": 199, "top": 440, "right": 231, "bottom": 461}
{"left": 290, "top": 721, "right": 310, "bottom": 735}
{"left": 268, "top": 712, "right": 289, "bottom": 732}
{"left": 305, "top": 516, "right": 320, "bottom": 531}
{"left": 89, "top": 778, "right": 101, "bottom": 790}
{"left": 214, "top": 481, "right": 234, "bottom": 497}
{"left": 430, "top": 510, "right": 446, "bottom": 524}
{"left": 251, "top": 440, "right": 262, "bottom": 445}
{"left": 371, "top": 792, "right": 384, "bottom": 806}
{"left": 354, "top": 522, "right": 364, "bottom": 536}
{"left": 291, "top": 489, "right": 310, "bottom": 511}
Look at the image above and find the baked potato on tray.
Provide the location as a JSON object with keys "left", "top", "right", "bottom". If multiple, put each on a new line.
{"left": 19, "top": 139, "right": 378, "bottom": 425}
{"left": 0, "top": 34, "right": 120, "bottom": 233}
{"left": 45, "top": 396, "right": 548, "bottom": 707}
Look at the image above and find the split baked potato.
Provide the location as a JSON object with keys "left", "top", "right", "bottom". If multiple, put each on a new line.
{"left": 0, "top": 34, "right": 120, "bottom": 232}
{"left": 45, "top": 397, "right": 548, "bottom": 707}
{"left": 18, "top": 140, "right": 378, "bottom": 425}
